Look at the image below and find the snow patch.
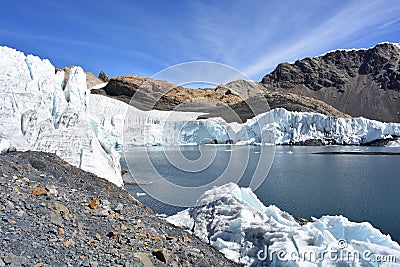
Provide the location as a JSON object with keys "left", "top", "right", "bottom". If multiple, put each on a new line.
{"left": 90, "top": 82, "right": 108, "bottom": 90}
{"left": 0, "top": 139, "right": 11, "bottom": 152}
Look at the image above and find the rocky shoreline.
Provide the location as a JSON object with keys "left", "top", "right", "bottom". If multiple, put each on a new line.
{"left": 0, "top": 151, "right": 238, "bottom": 267}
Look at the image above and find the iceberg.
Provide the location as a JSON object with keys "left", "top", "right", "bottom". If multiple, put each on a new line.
{"left": 168, "top": 183, "right": 400, "bottom": 266}
{"left": 386, "top": 140, "right": 400, "bottom": 147}
{"left": 0, "top": 47, "right": 122, "bottom": 186}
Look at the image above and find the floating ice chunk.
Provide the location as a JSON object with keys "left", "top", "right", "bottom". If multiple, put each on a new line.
{"left": 235, "top": 138, "right": 256, "bottom": 146}
{"left": 386, "top": 140, "right": 400, "bottom": 147}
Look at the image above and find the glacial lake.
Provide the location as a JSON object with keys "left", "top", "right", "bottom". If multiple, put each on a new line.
{"left": 123, "top": 145, "right": 400, "bottom": 242}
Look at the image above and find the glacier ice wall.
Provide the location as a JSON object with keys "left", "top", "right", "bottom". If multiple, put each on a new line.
{"left": 167, "top": 183, "right": 400, "bottom": 266}
{"left": 96, "top": 97, "right": 400, "bottom": 147}
{"left": 88, "top": 94, "right": 205, "bottom": 147}
{"left": 257, "top": 108, "right": 400, "bottom": 145}
{"left": 0, "top": 47, "right": 122, "bottom": 186}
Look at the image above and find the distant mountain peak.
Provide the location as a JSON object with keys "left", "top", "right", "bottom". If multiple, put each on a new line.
{"left": 261, "top": 42, "right": 400, "bottom": 122}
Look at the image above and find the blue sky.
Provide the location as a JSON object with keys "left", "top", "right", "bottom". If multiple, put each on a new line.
{"left": 1, "top": 0, "right": 399, "bottom": 81}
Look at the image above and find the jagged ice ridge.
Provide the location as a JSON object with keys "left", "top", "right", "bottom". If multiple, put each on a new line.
{"left": 90, "top": 98, "right": 400, "bottom": 147}
{"left": 167, "top": 183, "right": 400, "bottom": 266}
{"left": 0, "top": 47, "right": 123, "bottom": 186}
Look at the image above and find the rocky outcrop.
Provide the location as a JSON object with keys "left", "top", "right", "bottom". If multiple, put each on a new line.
{"left": 264, "top": 90, "right": 350, "bottom": 118}
{"left": 98, "top": 71, "right": 109, "bottom": 82}
{"left": 92, "top": 75, "right": 349, "bottom": 122}
{"left": 98, "top": 74, "right": 242, "bottom": 110}
{"left": 0, "top": 151, "right": 237, "bottom": 266}
{"left": 85, "top": 71, "right": 104, "bottom": 89}
{"left": 93, "top": 74, "right": 250, "bottom": 122}
{"left": 261, "top": 43, "right": 400, "bottom": 122}
{"left": 215, "top": 80, "right": 349, "bottom": 119}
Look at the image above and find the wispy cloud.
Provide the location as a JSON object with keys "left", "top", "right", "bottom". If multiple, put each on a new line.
{"left": 1, "top": 0, "right": 398, "bottom": 80}
{"left": 0, "top": 28, "right": 109, "bottom": 50}
{"left": 243, "top": 0, "right": 400, "bottom": 78}
{"left": 178, "top": 0, "right": 400, "bottom": 80}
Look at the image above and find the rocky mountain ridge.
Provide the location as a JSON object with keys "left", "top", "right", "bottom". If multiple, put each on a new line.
{"left": 261, "top": 42, "right": 400, "bottom": 122}
{"left": 91, "top": 75, "right": 349, "bottom": 122}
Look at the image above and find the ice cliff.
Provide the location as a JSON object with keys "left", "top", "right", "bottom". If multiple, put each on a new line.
{"left": 174, "top": 109, "right": 400, "bottom": 146}
{"left": 91, "top": 98, "right": 400, "bottom": 147}
{"left": 168, "top": 183, "right": 400, "bottom": 266}
{"left": 88, "top": 94, "right": 202, "bottom": 148}
{"left": 0, "top": 47, "right": 122, "bottom": 186}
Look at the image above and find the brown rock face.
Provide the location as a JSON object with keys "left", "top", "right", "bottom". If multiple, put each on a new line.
{"left": 88, "top": 199, "right": 100, "bottom": 209}
{"left": 94, "top": 74, "right": 253, "bottom": 122}
{"left": 85, "top": 71, "right": 104, "bottom": 89}
{"left": 92, "top": 75, "right": 349, "bottom": 122}
{"left": 100, "top": 74, "right": 242, "bottom": 110}
{"left": 98, "top": 71, "right": 109, "bottom": 82}
{"left": 261, "top": 43, "right": 400, "bottom": 122}
{"left": 213, "top": 80, "right": 349, "bottom": 121}
{"left": 263, "top": 90, "right": 350, "bottom": 118}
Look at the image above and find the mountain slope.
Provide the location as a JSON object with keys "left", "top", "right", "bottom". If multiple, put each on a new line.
{"left": 261, "top": 43, "right": 400, "bottom": 122}
{"left": 91, "top": 75, "right": 349, "bottom": 122}
{"left": 0, "top": 151, "right": 238, "bottom": 266}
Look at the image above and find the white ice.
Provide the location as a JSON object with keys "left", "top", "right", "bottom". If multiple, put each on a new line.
{"left": 98, "top": 102, "right": 400, "bottom": 147}
{"left": 168, "top": 183, "right": 400, "bottom": 266}
{"left": 0, "top": 47, "right": 122, "bottom": 186}
{"left": 386, "top": 140, "right": 400, "bottom": 147}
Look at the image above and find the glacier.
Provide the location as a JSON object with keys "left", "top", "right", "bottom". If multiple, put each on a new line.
{"left": 1, "top": 46, "right": 399, "bottom": 266}
{"left": 167, "top": 183, "right": 400, "bottom": 266}
{"left": 91, "top": 97, "right": 400, "bottom": 147}
{"left": 1, "top": 45, "right": 399, "bottom": 186}
{"left": 0, "top": 47, "right": 123, "bottom": 186}
{"left": 175, "top": 109, "right": 400, "bottom": 146}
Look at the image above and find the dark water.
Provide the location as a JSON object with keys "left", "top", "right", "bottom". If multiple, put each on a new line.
{"left": 124, "top": 145, "right": 400, "bottom": 242}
